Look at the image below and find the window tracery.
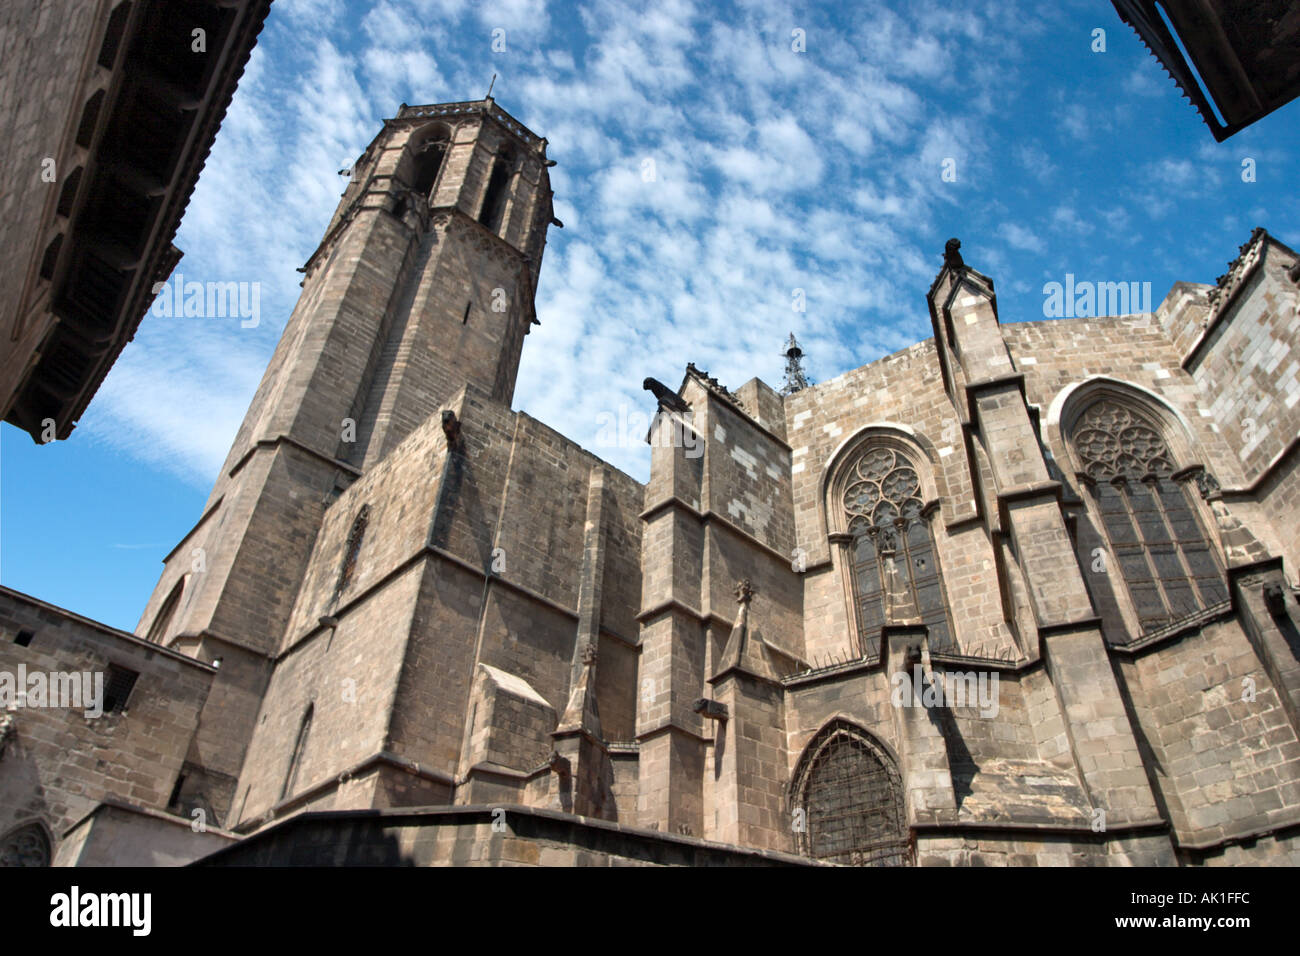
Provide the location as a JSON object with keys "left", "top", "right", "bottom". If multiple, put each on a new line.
{"left": 839, "top": 446, "right": 951, "bottom": 655}
{"left": 1069, "top": 400, "right": 1227, "bottom": 633}
{"left": 0, "top": 823, "right": 50, "bottom": 867}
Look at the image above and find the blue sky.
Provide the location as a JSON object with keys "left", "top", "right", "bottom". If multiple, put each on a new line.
{"left": 3, "top": 0, "right": 1298, "bottom": 632}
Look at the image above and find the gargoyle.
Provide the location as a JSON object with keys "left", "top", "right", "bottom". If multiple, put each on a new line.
{"left": 643, "top": 377, "right": 690, "bottom": 414}
{"left": 441, "top": 409, "right": 461, "bottom": 445}
{"left": 943, "top": 238, "right": 965, "bottom": 271}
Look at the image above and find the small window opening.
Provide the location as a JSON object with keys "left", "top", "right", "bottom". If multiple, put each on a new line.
{"left": 97, "top": 2, "right": 131, "bottom": 69}
{"left": 39, "top": 234, "right": 63, "bottom": 281}
{"left": 102, "top": 665, "right": 139, "bottom": 714}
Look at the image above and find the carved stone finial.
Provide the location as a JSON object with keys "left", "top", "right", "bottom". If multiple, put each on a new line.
{"left": 684, "top": 363, "right": 737, "bottom": 400}
{"left": 581, "top": 643, "right": 597, "bottom": 667}
{"left": 943, "top": 238, "right": 965, "bottom": 271}
{"left": 735, "top": 579, "right": 755, "bottom": 605}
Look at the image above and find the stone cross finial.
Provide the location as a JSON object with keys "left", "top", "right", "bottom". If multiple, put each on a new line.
{"left": 735, "top": 579, "right": 755, "bottom": 605}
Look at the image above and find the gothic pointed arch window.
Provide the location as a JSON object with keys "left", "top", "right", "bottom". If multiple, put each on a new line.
{"left": 281, "top": 704, "right": 313, "bottom": 801}
{"left": 0, "top": 822, "right": 51, "bottom": 867}
{"left": 791, "top": 721, "right": 908, "bottom": 866}
{"left": 409, "top": 123, "right": 451, "bottom": 199}
{"left": 334, "top": 504, "right": 369, "bottom": 599}
{"left": 478, "top": 149, "right": 514, "bottom": 233}
{"left": 1069, "top": 400, "right": 1227, "bottom": 634}
{"left": 145, "top": 576, "right": 185, "bottom": 644}
{"left": 837, "top": 443, "right": 953, "bottom": 657}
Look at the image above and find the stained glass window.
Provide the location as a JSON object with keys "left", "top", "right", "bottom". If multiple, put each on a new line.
{"left": 1070, "top": 401, "right": 1227, "bottom": 634}
{"left": 841, "top": 447, "right": 952, "bottom": 655}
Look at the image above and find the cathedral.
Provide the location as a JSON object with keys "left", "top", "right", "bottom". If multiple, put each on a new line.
{"left": 2, "top": 97, "right": 1299, "bottom": 867}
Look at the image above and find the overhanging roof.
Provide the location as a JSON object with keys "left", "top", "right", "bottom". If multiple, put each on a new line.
{"left": 1112, "top": 0, "right": 1300, "bottom": 141}
{"left": 5, "top": 0, "right": 274, "bottom": 442}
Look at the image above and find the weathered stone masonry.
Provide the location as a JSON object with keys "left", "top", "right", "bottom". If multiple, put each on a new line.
{"left": 4, "top": 101, "right": 1299, "bottom": 866}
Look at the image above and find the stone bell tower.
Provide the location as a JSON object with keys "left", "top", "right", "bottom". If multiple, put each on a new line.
{"left": 132, "top": 99, "right": 555, "bottom": 822}
{"left": 329, "top": 100, "right": 557, "bottom": 469}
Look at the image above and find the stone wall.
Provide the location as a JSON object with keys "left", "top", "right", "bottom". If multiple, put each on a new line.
{"left": 228, "top": 379, "right": 644, "bottom": 826}
{"left": 1178, "top": 240, "right": 1300, "bottom": 484}
{"left": 1115, "top": 618, "right": 1300, "bottom": 848}
{"left": 56, "top": 800, "right": 236, "bottom": 867}
{"left": 0, "top": 586, "right": 213, "bottom": 861}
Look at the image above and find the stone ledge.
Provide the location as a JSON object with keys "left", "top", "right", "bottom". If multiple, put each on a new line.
{"left": 63, "top": 796, "right": 240, "bottom": 841}
{"left": 195, "top": 803, "right": 826, "bottom": 867}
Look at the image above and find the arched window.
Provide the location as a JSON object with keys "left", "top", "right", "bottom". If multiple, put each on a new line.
{"left": 1069, "top": 400, "right": 1227, "bottom": 633}
{"left": 840, "top": 445, "right": 952, "bottom": 656}
{"left": 411, "top": 137, "right": 447, "bottom": 198}
{"left": 0, "top": 822, "right": 51, "bottom": 867}
{"left": 791, "top": 721, "right": 908, "bottom": 866}
{"left": 478, "top": 152, "right": 513, "bottom": 233}
{"left": 145, "top": 577, "right": 184, "bottom": 644}
{"left": 402, "top": 122, "right": 451, "bottom": 203}
{"left": 335, "top": 505, "right": 369, "bottom": 598}
{"left": 281, "top": 704, "right": 313, "bottom": 801}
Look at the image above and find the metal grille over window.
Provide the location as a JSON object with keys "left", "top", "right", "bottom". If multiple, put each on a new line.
{"left": 1071, "top": 401, "right": 1228, "bottom": 636}
{"left": 842, "top": 447, "right": 952, "bottom": 656}
{"left": 102, "top": 665, "right": 138, "bottom": 714}
{"left": 792, "top": 722, "right": 909, "bottom": 866}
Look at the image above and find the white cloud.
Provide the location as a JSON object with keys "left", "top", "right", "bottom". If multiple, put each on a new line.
{"left": 87, "top": 0, "right": 1039, "bottom": 485}
{"left": 1051, "top": 204, "right": 1094, "bottom": 237}
{"left": 998, "top": 222, "right": 1045, "bottom": 253}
